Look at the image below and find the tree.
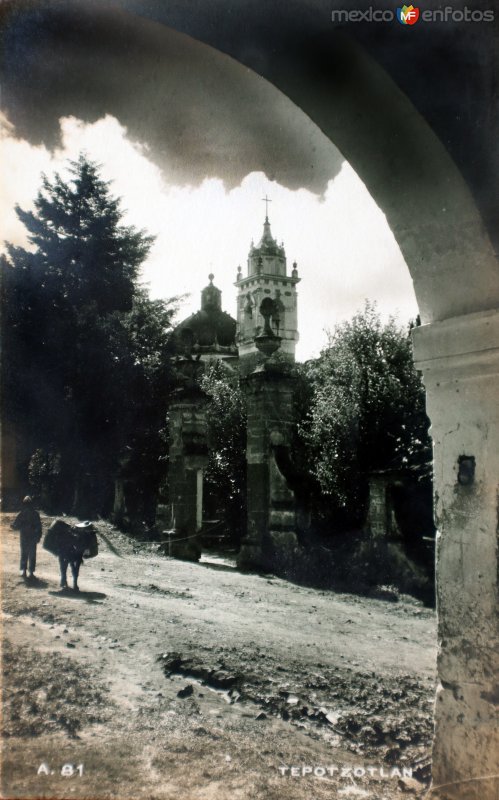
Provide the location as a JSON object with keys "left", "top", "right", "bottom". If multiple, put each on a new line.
{"left": 299, "top": 302, "right": 431, "bottom": 528}
{"left": 117, "top": 290, "right": 178, "bottom": 525}
{"left": 200, "top": 360, "right": 247, "bottom": 541}
{"left": 2, "top": 155, "right": 176, "bottom": 518}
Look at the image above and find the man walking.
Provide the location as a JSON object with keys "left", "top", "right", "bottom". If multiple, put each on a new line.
{"left": 11, "top": 496, "right": 42, "bottom": 579}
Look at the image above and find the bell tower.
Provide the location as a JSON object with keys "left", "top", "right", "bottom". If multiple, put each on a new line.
{"left": 235, "top": 202, "right": 300, "bottom": 375}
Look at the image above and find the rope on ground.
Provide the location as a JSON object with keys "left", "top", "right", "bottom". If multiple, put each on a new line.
{"left": 121, "top": 532, "right": 203, "bottom": 546}
{"left": 94, "top": 528, "right": 124, "bottom": 558}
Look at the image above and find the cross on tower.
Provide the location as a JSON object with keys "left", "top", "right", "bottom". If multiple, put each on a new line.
{"left": 262, "top": 194, "right": 272, "bottom": 219}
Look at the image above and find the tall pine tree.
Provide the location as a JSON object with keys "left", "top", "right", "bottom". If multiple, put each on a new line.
{"left": 2, "top": 155, "right": 176, "bottom": 518}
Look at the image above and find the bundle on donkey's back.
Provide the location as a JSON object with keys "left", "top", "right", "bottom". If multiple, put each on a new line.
{"left": 43, "top": 520, "right": 98, "bottom": 592}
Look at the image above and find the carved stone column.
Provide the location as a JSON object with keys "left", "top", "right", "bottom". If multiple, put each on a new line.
{"left": 238, "top": 298, "right": 300, "bottom": 572}
{"left": 165, "top": 358, "right": 208, "bottom": 562}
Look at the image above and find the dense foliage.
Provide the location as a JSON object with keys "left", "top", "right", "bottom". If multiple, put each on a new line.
{"left": 2, "top": 156, "right": 177, "bottom": 520}
{"left": 297, "top": 302, "right": 431, "bottom": 530}
{"left": 200, "top": 360, "right": 247, "bottom": 540}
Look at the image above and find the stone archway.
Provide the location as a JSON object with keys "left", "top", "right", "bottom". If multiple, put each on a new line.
{"left": 4, "top": 2, "right": 497, "bottom": 793}
{"left": 155, "top": 26, "right": 498, "bottom": 800}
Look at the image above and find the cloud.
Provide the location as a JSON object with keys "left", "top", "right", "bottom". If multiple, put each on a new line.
{"left": 1, "top": 2, "right": 342, "bottom": 194}
{"left": 0, "top": 115, "right": 55, "bottom": 250}
{"left": 1, "top": 114, "right": 417, "bottom": 359}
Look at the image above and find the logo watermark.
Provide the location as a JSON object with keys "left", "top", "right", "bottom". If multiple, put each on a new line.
{"left": 331, "top": 5, "right": 494, "bottom": 24}
{"left": 397, "top": 4, "right": 419, "bottom": 25}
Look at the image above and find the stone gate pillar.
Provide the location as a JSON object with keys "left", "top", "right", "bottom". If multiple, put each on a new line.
{"left": 238, "top": 357, "right": 300, "bottom": 572}
{"left": 165, "top": 358, "right": 208, "bottom": 562}
{"left": 413, "top": 309, "right": 499, "bottom": 800}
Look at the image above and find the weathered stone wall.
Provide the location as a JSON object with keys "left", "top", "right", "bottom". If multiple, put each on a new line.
{"left": 238, "top": 363, "right": 300, "bottom": 572}
{"left": 413, "top": 309, "right": 499, "bottom": 800}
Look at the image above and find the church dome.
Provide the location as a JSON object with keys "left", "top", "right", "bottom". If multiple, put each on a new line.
{"left": 174, "top": 275, "right": 237, "bottom": 352}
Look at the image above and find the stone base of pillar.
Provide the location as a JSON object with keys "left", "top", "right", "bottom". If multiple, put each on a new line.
{"left": 267, "top": 530, "right": 302, "bottom": 574}
{"left": 162, "top": 531, "right": 201, "bottom": 562}
{"left": 237, "top": 543, "right": 265, "bottom": 571}
{"left": 427, "top": 682, "right": 499, "bottom": 800}
{"left": 238, "top": 530, "right": 303, "bottom": 576}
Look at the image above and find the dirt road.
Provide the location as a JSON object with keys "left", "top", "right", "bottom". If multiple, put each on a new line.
{"left": 2, "top": 514, "right": 437, "bottom": 800}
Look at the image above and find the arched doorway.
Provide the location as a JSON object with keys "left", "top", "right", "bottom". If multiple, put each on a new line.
{"left": 156, "top": 22, "right": 499, "bottom": 800}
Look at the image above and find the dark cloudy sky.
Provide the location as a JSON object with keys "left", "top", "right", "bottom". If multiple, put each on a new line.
{"left": 2, "top": 0, "right": 497, "bottom": 217}
{"left": 13, "top": 0, "right": 496, "bottom": 354}
{"left": 1, "top": 1, "right": 345, "bottom": 192}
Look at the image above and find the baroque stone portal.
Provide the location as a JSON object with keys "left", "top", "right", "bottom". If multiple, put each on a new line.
{"left": 165, "top": 213, "right": 301, "bottom": 571}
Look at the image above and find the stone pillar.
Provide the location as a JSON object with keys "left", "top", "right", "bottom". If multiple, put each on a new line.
{"left": 412, "top": 309, "right": 499, "bottom": 800}
{"left": 367, "top": 475, "right": 390, "bottom": 540}
{"left": 113, "top": 477, "right": 126, "bottom": 525}
{"left": 196, "top": 468, "right": 204, "bottom": 532}
{"left": 165, "top": 359, "right": 209, "bottom": 562}
{"left": 367, "top": 473, "right": 404, "bottom": 541}
{"left": 238, "top": 361, "right": 300, "bottom": 572}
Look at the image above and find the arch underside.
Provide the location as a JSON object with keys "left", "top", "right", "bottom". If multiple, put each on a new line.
{"left": 181, "top": 27, "right": 499, "bottom": 324}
